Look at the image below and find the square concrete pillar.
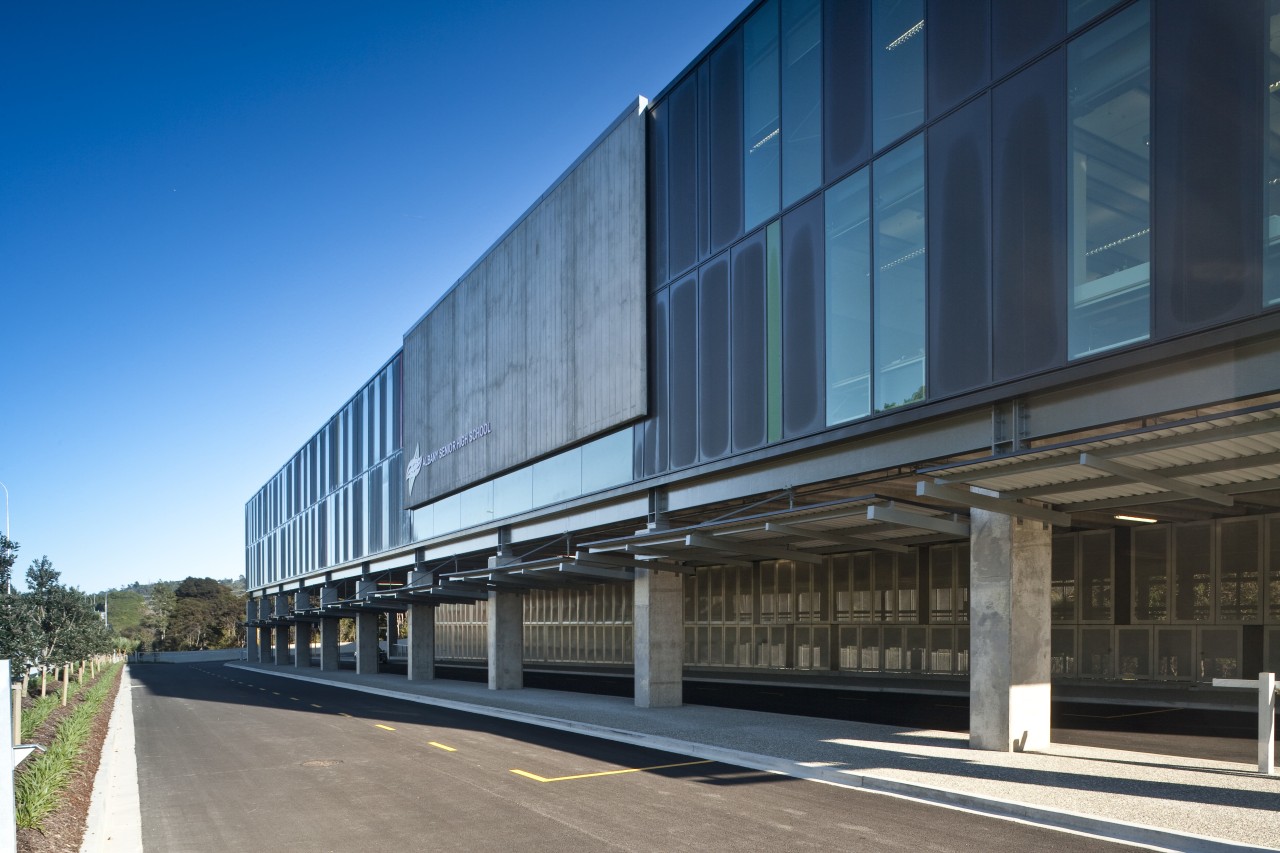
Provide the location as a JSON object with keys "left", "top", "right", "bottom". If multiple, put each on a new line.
{"left": 386, "top": 611, "right": 399, "bottom": 657}
{"left": 273, "top": 595, "right": 290, "bottom": 665}
{"left": 634, "top": 567, "right": 684, "bottom": 708}
{"left": 407, "top": 604, "right": 435, "bottom": 681}
{"left": 969, "top": 507, "right": 1052, "bottom": 752}
{"left": 294, "top": 591, "right": 313, "bottom": 668}
{"left": 355, "top": 580, "right": 380, "bottom": 675}
{"left": 258, "top": 598, "right": 272, "bottom": 663}
{"left": 245, "top": 600, "right": 258, "bottom": 661}
{"left": 319, "top": 586, "right": 340, "bottom": 671}
{"left": 487, "top": 589, "right": 523, "bottom": 690}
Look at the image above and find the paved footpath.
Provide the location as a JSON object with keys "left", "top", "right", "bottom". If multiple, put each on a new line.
{"left": 84, "top": 661, "right": 1280, "bottom": 852}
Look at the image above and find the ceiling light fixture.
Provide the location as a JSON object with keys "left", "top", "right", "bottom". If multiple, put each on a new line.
{"left": 1115, "top": 514, "right": 1158, "bottom": 523}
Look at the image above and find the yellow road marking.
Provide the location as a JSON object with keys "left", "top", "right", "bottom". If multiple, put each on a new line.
{"left": 427, "top": 742, "right": 456, "bottom": 752}
{"left": 271, "top": 692, "right": 280, "bottom": 696}
{"left": 338, "top": 712, "right": 352, "bottom": 718}
{"left": 310, "top": 704, "right": 323, "bottom": 709}
{"left": 290, "top": 697, "right": 299, "bottom": 701}
{"left": 509, "top": 759, "right": 713, "bottom": 783}
{"left": 375, "top": 724, "right": 396, "bottom": 731}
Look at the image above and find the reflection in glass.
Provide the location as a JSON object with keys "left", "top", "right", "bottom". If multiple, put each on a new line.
{"left": 1068, "top": 0, "right": 1123, "bottom": 31}
{"left": 581, "top": 428, "right": 634, "bottom": 493}
{"left": 872, "top": 0, "right": 925, "bottom": 151}
{"left": 1267, "top": 1, "right": 1280, "bottom": 306}
{"left": 745, "top": 0, "right": 780, "bottom": 229}
{"left": 1067, "top": 0, "right": 1150, "bottom": 359}
{"left": 492, "top": 466, "right": 534, "bottom": 520}
{"left": 825, "top": 172, "right": 871, "bottom": 425}
{"left": 782, "top": 0, "right": 821, "bottom": 207}
{"left": 873, "top": 135, "right": 926, "bottom": 411}
{"left": 458, "top": 481, "right": 493, "bottom": 529}
{"left": 533, "top": 447, "right": 582, "bottom": 505}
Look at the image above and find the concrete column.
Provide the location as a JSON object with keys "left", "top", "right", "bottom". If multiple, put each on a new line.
{"left": 969, "top": 507, "right": 1052, "bottom": 752}
{"left": 273, "top": 594, "right": 290, "bottom": 666}
{"left": 245, "top": 599, "right": 258, "bottom": 661}
{"left": 319, "top": 586, "right": 340, "bottom": 671}
{"left": 634, "top": 567, "right": 684, "bottom": 708}
{"left": 386, "top": 611, "right": 399, "bottom": 657}
{"left": 355, "top": 580, "right": 380, "bottom": 675}
{"left": 258, "top": 597, "right": 272, "bottom": 663}
{"left": 294, "top": 591, "right": 313, "bottom": 668}
{"left": 487, "top": 589, "right": 523, "bottom": 690}
{"left": 407, "top": 570, "right": 435, "bottom": 682}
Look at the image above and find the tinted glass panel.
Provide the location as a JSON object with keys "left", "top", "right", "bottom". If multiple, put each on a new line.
{"left": 710, "top": 32, "right": 744, "bottom": 254}
{"left": 872, "top": 0, "right": 925, "bottom": 151}
{"left": 1069, "top": 0, "right": 1122, "bottom": 31}
{"left": 642, "top": 289, "right": 670, "bottom": 476}
{"left": 782, "top": 196, "right": 825, "bottom": 436}
{"left": 782, "top": 0, "right": 822, "bottom": 206}
{"left": 1067, "top": 1, "right": 1150, "bottom": 359}
{"left": 732, "top": 234, "right": 768, "bottom": 451}
{"left": 648, "top": 102, "right": 669, "bottom": 290}
{"left": 669, "top": 76, "right": 699, "bottom": 278}
{"left": 699, "top": 256, "right": 732, "bottom": 460}
{"left": 1269, "top": 1, "right": 1280, "bottom": 307}
{"left": 824, "top": 0, "right": 870, "bottom": 179}
{"left": 927, "top": 0, "right": 989, "bottom": 118}
{"left": 826, "top": 168, "right": 872, "bottom": 425}
{"left": 1153, "top": 0, "right": 1261, "bottom": 334}
{"left": 745, "top": 0, "right": 781, "bottom": 229}
{"left": 874, "top": 135, "right": 927, "bottom": 410}
{"left": 581, "top": 429, "right": 634, "bottom": 494}
{"left": 670, "top": 275, "right": 699, "bottom": 469}
{"left": 992, "top": 0, "right": 1064, "bottom": 78}
{"left": 992, "top": 49, "right": 1066, "bottom": 380}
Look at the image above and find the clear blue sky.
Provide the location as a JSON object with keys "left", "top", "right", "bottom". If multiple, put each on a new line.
{"left": 1, "top": 0, "right": 747, "bottom": 593}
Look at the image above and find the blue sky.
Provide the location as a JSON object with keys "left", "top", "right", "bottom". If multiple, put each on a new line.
{"left": 0, "top": 0, "right": 747, "bottom": 593}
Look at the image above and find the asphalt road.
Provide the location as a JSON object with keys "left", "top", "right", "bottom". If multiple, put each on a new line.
{"left": 130, "top": 662, "right": 1141, "bottom": 853}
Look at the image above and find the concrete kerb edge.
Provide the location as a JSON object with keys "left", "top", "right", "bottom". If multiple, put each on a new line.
{"left": 224, "top": 665, "right": 1272, "bottom": 853}
{"left": 80, "top": 665, "right": 142, "bottom": 853}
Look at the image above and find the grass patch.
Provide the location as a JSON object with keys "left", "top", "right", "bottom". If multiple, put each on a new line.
{"left": 14, "top": 664, "right": 120, "bottom": 830}
{"left": 20, "top": 672, "right": 93, "bottom": 742}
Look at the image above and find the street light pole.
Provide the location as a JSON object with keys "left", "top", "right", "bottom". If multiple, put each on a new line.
{"left": 0, "top": 481, "right": 9, "bottom": 595}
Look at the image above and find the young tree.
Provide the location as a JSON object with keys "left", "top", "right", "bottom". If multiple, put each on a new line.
{"left": 0, "top": 536, "right": 40, "bottom": 681}
{"left": 24, "top": 557, "right": 111, "bottom": 678}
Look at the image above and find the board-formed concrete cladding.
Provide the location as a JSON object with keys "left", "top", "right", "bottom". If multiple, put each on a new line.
{"left": 401, "top": 102, "right": 647, "bottom": 507}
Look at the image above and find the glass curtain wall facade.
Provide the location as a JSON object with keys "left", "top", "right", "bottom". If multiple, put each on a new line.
{"left": 639, "top": 0, "right": 1276, "bottom": 479}
{"left": 245, "top": 356, "right": 406, "bottom": 588}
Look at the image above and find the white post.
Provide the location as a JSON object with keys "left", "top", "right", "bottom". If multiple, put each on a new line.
{"left": 1, "top": 659, "right": 17, "bottom": 853}
{"left": 1260, "top": 672, "right": 1276, "bottom": 776}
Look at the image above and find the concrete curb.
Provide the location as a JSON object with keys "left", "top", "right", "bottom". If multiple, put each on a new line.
{"left": 80, "top": 666, "right": 142, "bottom": 853}
{"left": 226, "top": 664, "right": 1274, "bottom": 853}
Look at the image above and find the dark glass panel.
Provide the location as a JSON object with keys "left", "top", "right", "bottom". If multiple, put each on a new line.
{"left": 872, "top": 0, "right": 926, "bottom": 151}
{"left": 642, "top": 289, "right": 670, "bottom": 476}
{"left": 824, "top": 0, "right": 871, "bottom": 179}
{"left": 992, "top": 0, "right": 1064, "bottom": 78}
{"left": 1268, "top": 1, "right": 1280, "bottom": 307}
{"left": 1153, "top": 0, "right": 1262, "bottom": 334}
{"left": 1068, "top": 0, "right": 1122, "bottom": 31}
{"left": 927, "top": 0, "right": 989, "bottom": 119}
{"left": 825, "top": 167, "right": 872, "bottom": 424}
{"left": 699, "top": 256, "right": 732, "bottom": 461}
{"left": 745, "top": 0, "right": 781, "bottom": 229}
{"left": 698, "top": 63, "right": 711, "bottom": 262}
{"left": 648, "top": 102, "right": 669, "bottom": 290}
{"left": 782, "top": 195, "right": 825, "bottom": 436}
{"left": 767, "top": 220, "right": 784, "bottom": 440}
{"left": 710, "top": 31, "right": 745, "bottom": 254}
{"left": 731, "top": 233, "right": 768, "bottom": 451}
{"left": 782, "top": 0, "right": 822, "bottom": 206}
{"left": 670, "top": 275, "right": 699, "bottom": 469}
{"left": 992, "top": 49, "right": 1067, "bottom": 380}
{"left": 669, "top": 75, "right": 699, "bottom": 278}
{"left": 873, "top": 135, "right": 927, "bottom": 411}
{"left": 928, "top": 94, "right": 992, "bottom": 396}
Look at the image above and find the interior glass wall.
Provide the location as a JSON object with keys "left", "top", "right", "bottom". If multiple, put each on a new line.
{"left": 872, "top": 0, "right": 925, "bottom": 151}
{"left": 1066, "top": 0, "right": 1151, "bottom": 359}
{"left": 782, "top": 0, "right": 822, "bottom": 207}
{"left": 873, "top": 135, "right": 927, "bottom": 410}
{"left": 745, "top": 0, "right": 781, "bottom": 230}
{"left": 824, "top": 168, "right": 872, "bottom": 424}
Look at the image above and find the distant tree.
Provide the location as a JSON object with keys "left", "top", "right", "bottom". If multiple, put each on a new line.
{"left": 145, "top": 582, "right": 176, "bottom": 647}
{"left": 0, "top": 536, "right": 41, "bottom": 680}
{"left": 22, "top": 557, "right": 111, "bottom": 675}
{"left": 168, "top": 577, "right": 244, "bottom": 650}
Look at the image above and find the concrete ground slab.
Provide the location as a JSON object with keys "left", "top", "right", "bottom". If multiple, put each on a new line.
{"left": 227, "top": 662, "right": 1280, "bottom": 853}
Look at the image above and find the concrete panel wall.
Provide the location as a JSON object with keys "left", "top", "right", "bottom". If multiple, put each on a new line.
{"left": 402, "top": 101, "right": 647, "bottom": 507}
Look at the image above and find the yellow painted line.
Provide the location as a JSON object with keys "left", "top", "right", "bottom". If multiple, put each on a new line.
{"left": 509, "top": 759, "right": 713, "bottom": 783}
{"left": 427, "top": 742, "right": 456, "bottom": 752}
{"left": 375, "top": 724, "right": 396, "bottom": 732}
